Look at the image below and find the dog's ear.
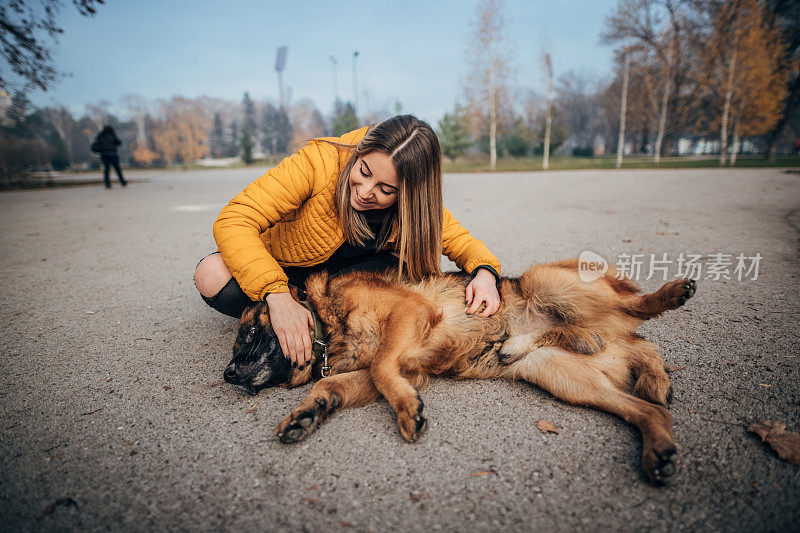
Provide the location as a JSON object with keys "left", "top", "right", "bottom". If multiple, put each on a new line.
{"left": 289, "top": 285, "right": 300, "bottom": 301}
{"left": 253, "top": 301, "right": 272, "bottom": 329}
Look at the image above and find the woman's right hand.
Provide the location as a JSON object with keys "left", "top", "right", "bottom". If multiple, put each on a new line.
{"left": 265, "top": 292, "right": 315, "bottom": 368}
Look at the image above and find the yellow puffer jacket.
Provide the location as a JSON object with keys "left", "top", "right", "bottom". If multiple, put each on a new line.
{"left": 213, "top": 126, "right": 501, "bottom": 301}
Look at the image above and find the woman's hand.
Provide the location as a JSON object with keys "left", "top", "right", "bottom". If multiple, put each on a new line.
{"left": 465, "top": 268, "right": 501, "bottom": 317}
{"left": 265, "top": 292, "right": 315, "bottom": 368}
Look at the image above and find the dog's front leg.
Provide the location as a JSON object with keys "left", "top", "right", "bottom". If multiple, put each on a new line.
{"left": 276, "top": 369, "right": 380, "bottom": 443}
{"left": 369, "top": 308, "right": 436, "bottom": 443}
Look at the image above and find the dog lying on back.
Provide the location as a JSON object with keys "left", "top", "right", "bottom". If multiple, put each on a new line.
{"left": 223, "top": 258, "right": 696, "bottom": 484}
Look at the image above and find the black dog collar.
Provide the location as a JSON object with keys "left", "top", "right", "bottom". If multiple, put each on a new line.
{"left": 300, "top": 302, "right": 330, "bottom": 377}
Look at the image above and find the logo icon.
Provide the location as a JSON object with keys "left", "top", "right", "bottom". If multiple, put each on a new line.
{"left": 579, "top": 251, "right": 608, "bottom": 282}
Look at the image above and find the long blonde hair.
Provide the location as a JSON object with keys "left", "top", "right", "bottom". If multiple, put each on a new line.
{"left": 330, "top": 115, "right": 443, "bottom": 280}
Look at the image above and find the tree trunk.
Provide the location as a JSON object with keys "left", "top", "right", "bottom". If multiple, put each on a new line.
{"left": 720, "top": 48, "right": 738, "bottom": 167}
{"left": 731, "top": 115, "right": 740, "bottom": 166}
{"left": 489, "top": 43, "right": 497, "bottom": 172}
{"left": 543, "top": 57, "right": 553, "bottom": 170}
{"left": 616, "top": 48, "right": 631, "bottom": 170}
{"left": 653, "top": 40, "right": 675, "bottom": 167}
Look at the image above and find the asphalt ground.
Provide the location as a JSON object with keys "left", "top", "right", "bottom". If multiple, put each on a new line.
{"left": 1, "top": 166, "right": 798, "bottom": 531}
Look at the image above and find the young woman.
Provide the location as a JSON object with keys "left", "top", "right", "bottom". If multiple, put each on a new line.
{"left": 194, "top": 115, "right": 501, "bottom": 369}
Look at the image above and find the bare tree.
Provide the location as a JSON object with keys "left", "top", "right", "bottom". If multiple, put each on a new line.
{"left": 604, "top": 0, "right": 686, "bottom": 165}
{"left": 42, "top": 104, "right": 76, "bottom": 166}
{"left": 0, "top": 0, "right": 105, "bottom": 93}
{"left": 123, "top": 94, "right": 149, "bottom": 148}
{"left": 464, "top": 0, "right": 514, "bottom": 171}
{"left": 542, "top": 52, "right": 553, "bottom": 169}
{"left": 289, "top": 99, "right": 326, "bottom": 152}
{"left": 617, "top": 47, "right": 631, "bottom": 168}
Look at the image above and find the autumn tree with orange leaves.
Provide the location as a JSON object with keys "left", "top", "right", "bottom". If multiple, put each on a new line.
{"left": 150, "top": 97, "right": 211, "bottom": 165}
{"left": 695, "top": 0, "right": 788, "bottom": 165}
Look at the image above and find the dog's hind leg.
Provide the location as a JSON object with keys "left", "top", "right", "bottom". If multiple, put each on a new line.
{"left": 276, "top": 369, "right": 380, "bottom": 443}
{"left": 628, "top": 338, "right": 672, "bottom": 405}
{"left": 536, "top": 325, "right": 605, "bottom": 356}
{"left": 623, "top": 279, "right": 696, "bottom": 320}
{"left": 506, "top": 348, "right": 677, "bottom": 485}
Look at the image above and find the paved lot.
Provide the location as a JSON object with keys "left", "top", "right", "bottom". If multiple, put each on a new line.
{"left": 1, "top": 166, "right": 798, "bottom": 531}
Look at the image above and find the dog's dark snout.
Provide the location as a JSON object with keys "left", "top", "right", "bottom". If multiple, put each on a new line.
{"left": 223, "top": 363, "right": 238, "bottom": 384}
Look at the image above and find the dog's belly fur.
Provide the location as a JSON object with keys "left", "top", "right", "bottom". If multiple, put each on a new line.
{"left": 310, "top": 271, "right": 558, "bottom": 381}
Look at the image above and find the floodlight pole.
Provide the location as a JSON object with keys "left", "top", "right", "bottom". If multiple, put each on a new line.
{"left": 352, "top": 50, "right": 359, "bottom": 118}
{"left": 275, "top": 46, "right": 288, "bottom": 109}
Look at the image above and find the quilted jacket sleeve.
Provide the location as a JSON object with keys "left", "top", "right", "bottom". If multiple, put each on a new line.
{"left": 213, "top": 143, "right": 321, "bottom": 300}
{"left": 441, "top": 207, "right": 501, "bottom": 276}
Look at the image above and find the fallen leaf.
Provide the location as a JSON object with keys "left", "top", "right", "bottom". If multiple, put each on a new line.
{"left": 106, "top": 377, "right": 113, "bottom": 383}
{"left": 537, "top": 420, "right": 559, "bottom": 434}
{"left": 42, "top": 497, "right": 78, "bottom": 515}
{"left": 129, "top": 450, "right": 138, "bottom": 456}
{"left": 655, "top": 231, "right": 669, "bottom": 236}
{"left": 757, "top": 383, "right": 775, "bottom": 388}
{"left": 748, "top": 420, "right": 800, "bottom": 466}
{"left": 246, "top": 403, "right": 259, "bottom": 413}
{"left": 409, "top": 491, "right": 421, "bottom": 501}
{"left": 470, "top": 471, "right": 496, "bottom": 477}
{"left": 163, "top": 386, "right": 171, "bottom": 391}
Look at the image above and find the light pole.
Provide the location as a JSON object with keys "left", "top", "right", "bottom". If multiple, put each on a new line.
{"left": 275, "top": 46, "right": 288, "bottom": 109}
{"left": 352, "top": 50, "right": 359, "bottom": 118}
{"left": 329, "top": 55, "right": 338, "bottom": 104}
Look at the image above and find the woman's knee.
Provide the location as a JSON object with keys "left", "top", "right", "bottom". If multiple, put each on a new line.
{"left": 194, "top": 253, "right": 232, "bottom": 298}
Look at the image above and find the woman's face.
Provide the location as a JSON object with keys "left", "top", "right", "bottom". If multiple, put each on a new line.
{"left": 348, "top": 151, "right": 399, "bottom": 211}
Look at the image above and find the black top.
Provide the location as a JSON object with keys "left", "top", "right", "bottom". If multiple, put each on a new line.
{"left": 282, "top": 209, "right": 396, "bottom": 294}
{"left": 280, "top": 208, "right": 500, "bottom": 297}
{"left": 93, "top": 130, "right": 121, "bottom": 156}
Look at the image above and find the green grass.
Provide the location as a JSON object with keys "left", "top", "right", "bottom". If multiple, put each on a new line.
{"left": 442, "top": 155, "right": 800, "bottom": 173}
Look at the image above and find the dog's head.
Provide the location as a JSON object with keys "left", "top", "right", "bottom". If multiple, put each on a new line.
{"left": 223, "top": 302, "right": 292, "bottom": 393}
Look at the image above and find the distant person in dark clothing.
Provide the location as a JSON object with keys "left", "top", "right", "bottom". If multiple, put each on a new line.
{"left": 91, "top": 125, "right": 127, "bottom": 188}
{"left": 793, "top": 139, "right": 800, "bottom": 156}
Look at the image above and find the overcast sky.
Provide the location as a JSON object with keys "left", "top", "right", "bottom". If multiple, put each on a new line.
{"left": 26, "top": 0, "right": 619, "bottom": 124}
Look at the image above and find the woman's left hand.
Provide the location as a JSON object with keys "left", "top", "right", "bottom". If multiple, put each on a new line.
{"left": 465, "top": 268, "right": 501, "bottom": 317}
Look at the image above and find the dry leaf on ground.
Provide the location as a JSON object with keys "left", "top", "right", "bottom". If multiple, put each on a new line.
{"left": 748, "top": 420, "right": 800, "bottom": 466}
{"left": 536, "top": 420, "right": 559, "bottom": 434}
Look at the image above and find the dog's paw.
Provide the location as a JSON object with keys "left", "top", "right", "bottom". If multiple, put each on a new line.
{"left": 275, "top": 395, "right": 340, "bottom": 443}
{"left": 663, "top": 279, "right": 696, "bottom": 309}
{"left": 643, "top": 444, "right": 677, "bottom": 485}
{"left": 397, "top": 395, "right": 428, "bottom": 443}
